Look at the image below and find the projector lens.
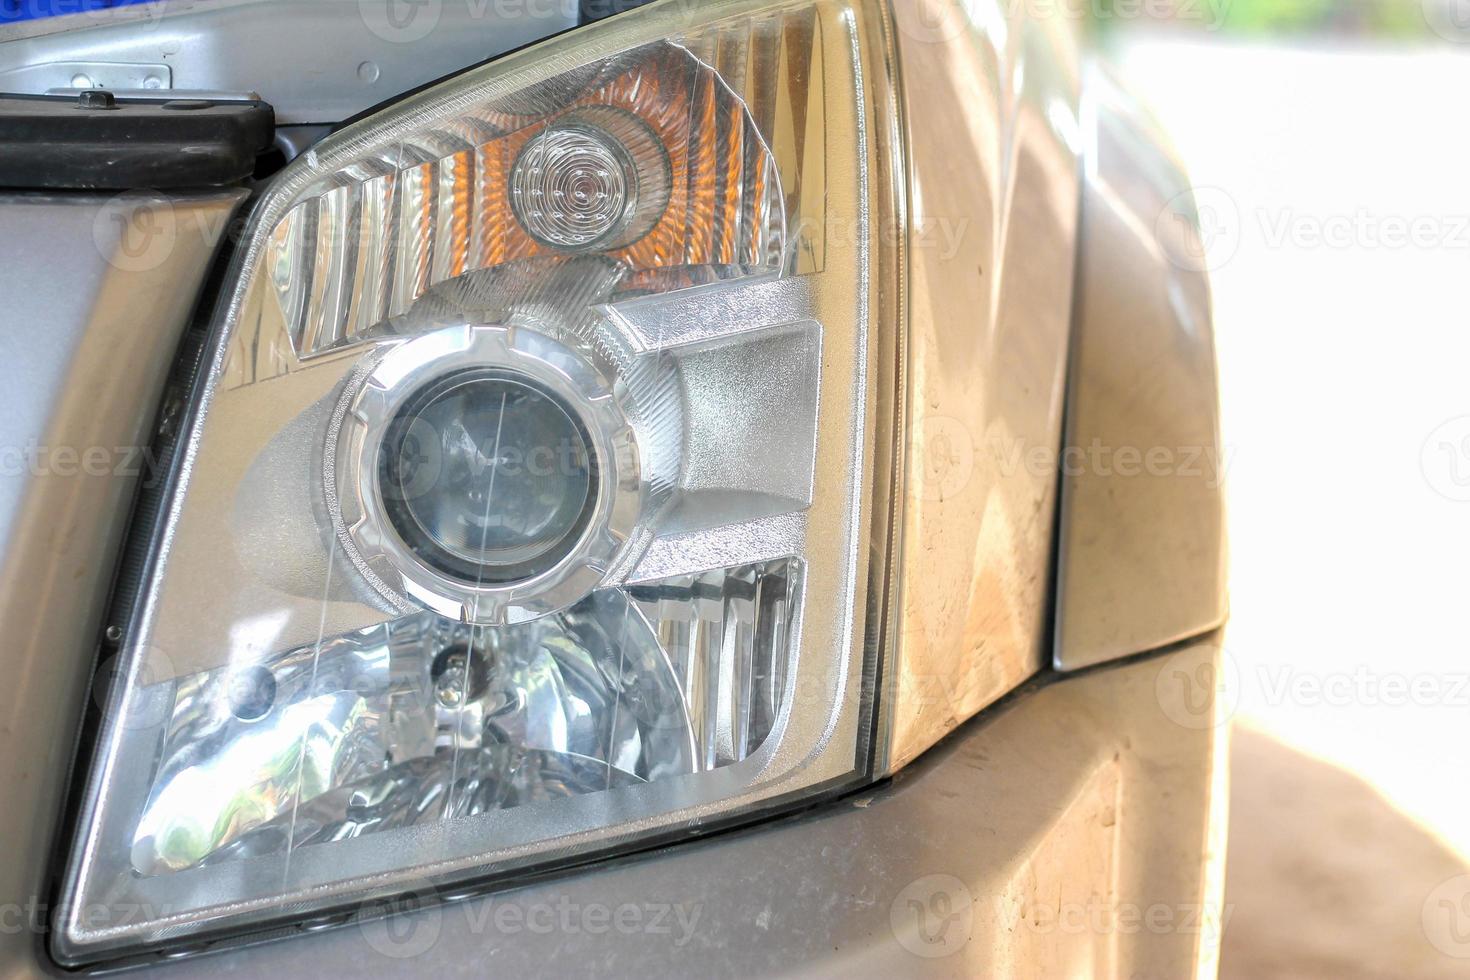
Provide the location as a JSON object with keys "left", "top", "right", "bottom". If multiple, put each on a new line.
{"left": 379, "top": 369, "right": 597, "bottom": 584}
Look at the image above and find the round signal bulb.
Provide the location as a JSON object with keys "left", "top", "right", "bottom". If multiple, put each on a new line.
{"left": 510, "top": 123, "right": 636, "bottom": 250}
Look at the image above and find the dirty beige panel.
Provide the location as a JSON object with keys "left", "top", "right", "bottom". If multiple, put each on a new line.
{"left": 884, "top": 1, "right": 1081, "bottom": 769}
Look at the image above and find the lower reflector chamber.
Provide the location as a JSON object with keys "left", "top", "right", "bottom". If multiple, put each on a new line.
{"left": 130, "top": 559, "right": 800, "bottom": 875}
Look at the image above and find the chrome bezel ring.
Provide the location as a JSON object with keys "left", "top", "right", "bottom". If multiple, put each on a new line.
{"left": 328, "top": 322, "right": 642, "bottom": 625}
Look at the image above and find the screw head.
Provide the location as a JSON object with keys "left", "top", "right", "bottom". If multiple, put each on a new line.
{"left": 76, "top": 90, "right": 118, "bottom": 110}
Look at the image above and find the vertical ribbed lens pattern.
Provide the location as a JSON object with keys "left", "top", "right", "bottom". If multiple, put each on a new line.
{"left": 510, "top": 124, "right": 635, "bottom": 250}
{"left": 257, "top": 37, "right": 800, "bottom": 371}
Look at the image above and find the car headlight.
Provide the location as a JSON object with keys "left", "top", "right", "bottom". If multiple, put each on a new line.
{"left": 55, "top": 0, "right": 905, "bottom": 963}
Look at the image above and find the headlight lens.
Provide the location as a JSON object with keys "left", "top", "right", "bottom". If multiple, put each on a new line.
{"left": 57, "top": 0, "right": 902, "bottom": 963}
{"left": 379, "top": 367, "right": 596, "bottom": 580}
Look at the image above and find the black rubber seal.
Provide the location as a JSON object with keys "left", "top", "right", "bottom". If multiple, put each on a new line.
{"left": 0, "top": 91, "right": 274, "bottom": 189}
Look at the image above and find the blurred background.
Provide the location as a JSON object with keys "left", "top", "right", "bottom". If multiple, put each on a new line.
{"left": 1093, "top": 0, "right": 1470, "bottom": 976}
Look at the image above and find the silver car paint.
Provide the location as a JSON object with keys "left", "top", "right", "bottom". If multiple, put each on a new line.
{"left": 0, "top": 190, "right": 248, "bottom": 976}
{"left": 1053, "top": 65, "right": 1229, "bottom": 670}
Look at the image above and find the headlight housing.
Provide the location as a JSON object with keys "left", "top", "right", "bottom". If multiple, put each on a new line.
{"left": 56, "top": 0, "right": 904, "bottom": 963}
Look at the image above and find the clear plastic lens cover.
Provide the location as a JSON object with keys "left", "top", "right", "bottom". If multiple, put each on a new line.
{"left": 58, "top": 0, "right": 890, "bottom": 961}
{"left": 130, "top": 560, "right": 802, "bottom": 877}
